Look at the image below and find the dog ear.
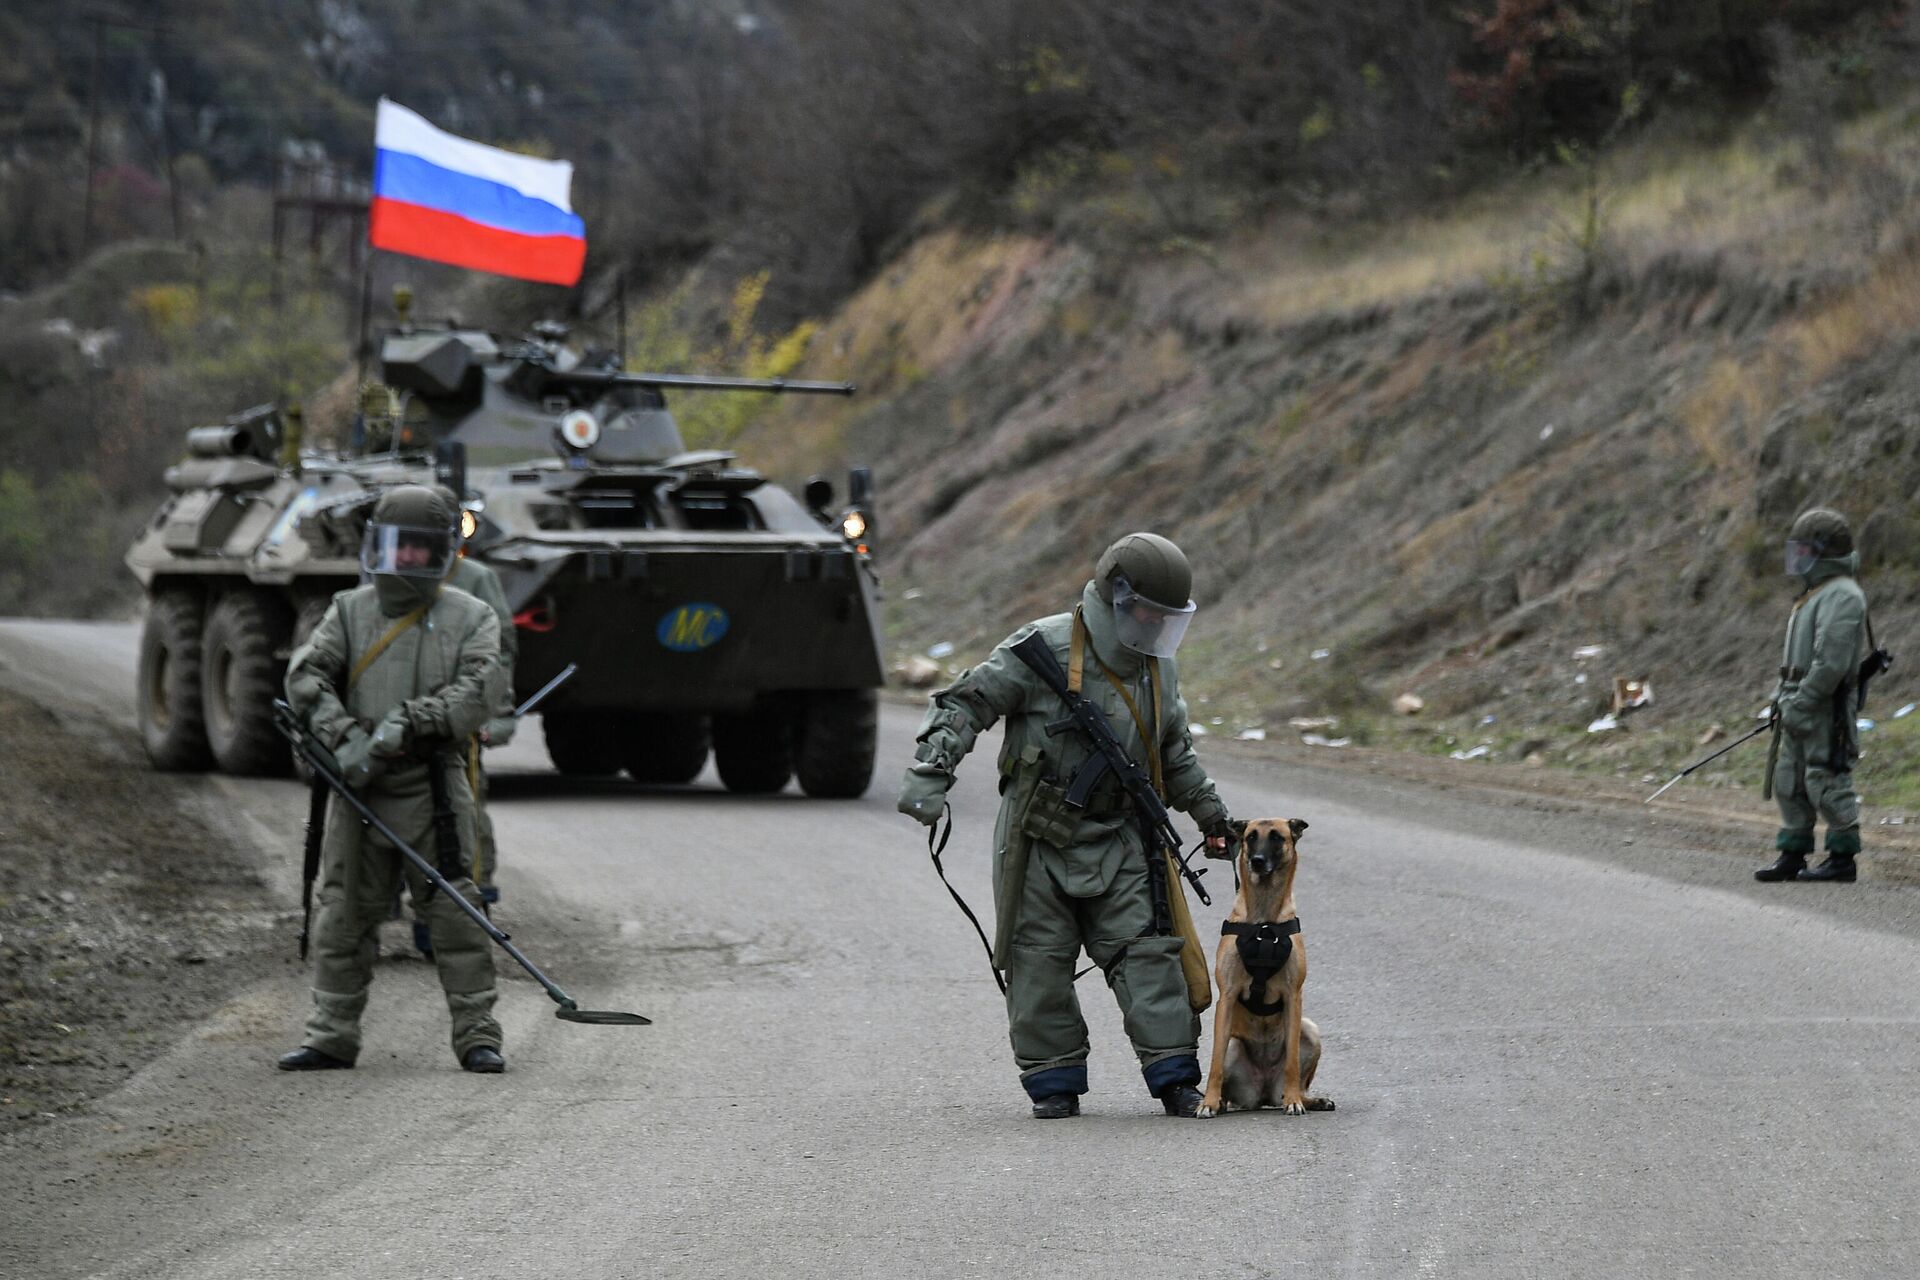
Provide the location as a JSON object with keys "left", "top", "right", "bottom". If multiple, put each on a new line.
{"left": 1288, "top": 818, "right": 1309, "bottom": 838}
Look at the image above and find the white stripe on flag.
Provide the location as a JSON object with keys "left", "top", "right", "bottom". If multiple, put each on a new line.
{"left": 374, "top": 98, "right": 575, "bottom": 213}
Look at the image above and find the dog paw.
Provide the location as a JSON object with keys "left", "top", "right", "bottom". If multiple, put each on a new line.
{"left": 1279, "top": 1100, "right": 1306, "bottom": 1116}
{"left": 1194, "top": 1103, "right": 1217, "bottom": 1119}
{"left": 1306, "top": 1096, "right": 1336, "bottom": 1112}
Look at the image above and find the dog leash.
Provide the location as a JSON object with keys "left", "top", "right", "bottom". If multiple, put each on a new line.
{"left": 928, "top": 804, "right": 1007, "bottom": 995}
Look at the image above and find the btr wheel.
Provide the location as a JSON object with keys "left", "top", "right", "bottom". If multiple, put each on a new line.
{"left": 543, "top": 710, "right": 621, "bottom": 776}
{"left": 621, "top": 713, "right": 710, "bottom": 784}
{"left": 137, "top": 589, "right": 212, "bottom": 771}
{"left": 201, "top": 590, "right": 294, "bottom": 776}
{"left": 795, "top": 689, "right": 878, "bottom": 799}
{"left": 712, "top": 707, "right": 793, "bottom": 794}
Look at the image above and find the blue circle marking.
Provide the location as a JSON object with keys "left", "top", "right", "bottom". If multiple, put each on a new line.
{"left": 657, "top": 603, "right": 730, "bottom": 652}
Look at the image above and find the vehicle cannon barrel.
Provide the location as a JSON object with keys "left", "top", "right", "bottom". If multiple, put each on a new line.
{"left": 185, "top": 422, "right": 270, "bottom": 459}
{"left": 565, "top": 369, "right": 857, "bottom": 396}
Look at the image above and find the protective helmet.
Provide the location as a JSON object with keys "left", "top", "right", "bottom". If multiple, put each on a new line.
{"left": 1785, "top": 508, "right": 1853, "bottom": 577}
{"left": 1095, "top": 532, "right": 1196, "bottom": 657}
{"left": 361, "top": 484, "right": 457, "bottom": 579}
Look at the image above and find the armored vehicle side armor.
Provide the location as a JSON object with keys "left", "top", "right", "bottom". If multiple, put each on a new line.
{"left": 126, "top": 317, "right": 882, "bottom": 797}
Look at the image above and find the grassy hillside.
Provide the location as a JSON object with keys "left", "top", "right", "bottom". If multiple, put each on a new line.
{"left": 742, "top": 102, "right": 1920, "bottom": 803}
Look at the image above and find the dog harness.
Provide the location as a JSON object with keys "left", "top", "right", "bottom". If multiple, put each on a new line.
{"left": 1221, "top": 918, "right": 1301, "bottom": 1017}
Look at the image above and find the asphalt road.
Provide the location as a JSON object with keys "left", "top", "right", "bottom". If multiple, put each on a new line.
{"left": 4, "top": 619, "right": 1919, "bottom": 1278}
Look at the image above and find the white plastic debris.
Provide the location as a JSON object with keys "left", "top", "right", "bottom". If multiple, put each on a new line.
{"left": 1235, "top": 728, "right": 1268, "bottom": 742}
{"left": 927, "top": 641, "right": 956, "bottom": 659}
{"left": 1588, "top": 714, "right": 1620, "bottom": 733}
{"left": 1897, "top": 703, "right": 1917, "bottom": 720}
{"left": 1310, "top": 648, "right": 1332, "bottom": 661}
{"left": 1573, "top": 645, "right": 1604, "bottom": 660}
{"left": 1301, "top": 733, "right": 1351, "bottom": 748}
{"left": 1540, "top": 424, "right": 1555, "bottom": 440}
{"left": 1288, "top": 717, "right": 1339, "bottom": 731}
{"left": 1209, "top": 717, "right": 1225, "bottom": 726}
{"left": 902, "top": 587, "right": 924, "bottom": 600}
{"left": 1189, "top": 723, "right": 1209, "bottom": 736}
{"left": 1449, "top": 745, "right": 1491, "bottom": 760}
{"left": 1858, "top": 718, "right": 1877, "bottom": 732}
{"left": 1575, "top": 674, "right": 1588, "bottom": 685}
{"left": 1480, "top": 714, "right": 1497, "bottom": 726}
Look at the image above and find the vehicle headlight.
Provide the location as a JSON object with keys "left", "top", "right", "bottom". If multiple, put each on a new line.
{"left": 841, "top": 510, "right": 867, "bottom": 541}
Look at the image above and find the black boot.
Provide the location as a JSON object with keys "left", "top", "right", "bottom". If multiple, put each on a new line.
{"left": 277, "top": 1046, "right": 353, "bottom": 1071}
{"left": 1159, "top": 1084, "right": 1204, "bottom": 1118}
{"left": 461, "top": 1045, "right": 505, "bottom": 1073}
{"left": 1754, "top": 853, "right": 1807, "bottom": 882}
{"left": 1031, "top": 1094, "right": 1080, "bottom": 1119}
{"left": 1798, "top": 855, "right": 1857, "bottom": 883}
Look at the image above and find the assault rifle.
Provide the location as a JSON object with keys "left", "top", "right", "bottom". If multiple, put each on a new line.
{"left": 1008, "top": 632, "right": 1212, "bottom": 915}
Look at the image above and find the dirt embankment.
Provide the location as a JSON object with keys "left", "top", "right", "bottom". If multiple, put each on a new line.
{"left": 0, "top": 689, "right": 282, "bottom": 1128}
{"left": 747, "top": 116, "right": 1920, "bottom": 785}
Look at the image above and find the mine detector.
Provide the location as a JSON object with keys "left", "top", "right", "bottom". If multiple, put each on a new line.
{"left": 126, "top": 316, "right": 884, "bottom": 797}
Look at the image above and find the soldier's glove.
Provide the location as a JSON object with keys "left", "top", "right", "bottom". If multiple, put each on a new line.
{"left": 897, "top": 764, "right": 952, "bottom": 827}
{"left": 333, "top": 726, "right": 383, "bottom": 790}
{"left": 1779, "top": 696, "right": 1818, "bottom": 741}
{"left": 1187, "top": 793, "right": 1238, "bottom": 858}
{"left": 481, "top": 716, "right": 517, "bottom": 748}
{"left": 369, "top": 707, "right": 412, "bottom": 759}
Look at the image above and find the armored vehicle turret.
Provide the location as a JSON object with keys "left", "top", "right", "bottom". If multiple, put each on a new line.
{"left": 127, "top": 316, "right": 882, "bottom": 797}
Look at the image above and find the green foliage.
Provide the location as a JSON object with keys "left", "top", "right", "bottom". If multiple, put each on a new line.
{"left": 624, "top": 274, "right": 820, "bottom": 449}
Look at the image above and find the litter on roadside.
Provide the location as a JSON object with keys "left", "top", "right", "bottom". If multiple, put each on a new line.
{"left": 1858, "top": 718, "right": 1877, "bottom": 732}
{"left": 1588, "top": 714, "right": 1620, "bottom": 733}
{"left": 1236, "top": 728, "right": 1268, "bottom": 741}
{"left": 1301, "top": 733, "right": 1352, "bottom": 748}
{"left": 1288, "top": 716, "right": 1339, "bottom": 731}
{"left": 1897, "top": 703, "right": 1917, "bottom": 720}
{"left": 927, "top": 641, "right": 956, "bottom": 659}
{"left": 902, "top": 587, "right": 924, "bottom": 600}
{"left": 1573, "top": 644, "right": 1604, "bottom": 659}
{"left": 1190, "top": 723, "right": 1209, "bottom": 736}
{"left": 1310, "top": 648, "right": 1332, "bottom": 660}
{"left": 1449, "top": 744, "right": 1491, "bottom": 760}
{"left": 1612, "top": 677, "right": 1653, "bottom": 714}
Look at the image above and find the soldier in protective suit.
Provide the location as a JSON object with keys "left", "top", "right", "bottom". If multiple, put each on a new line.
{"left": 278, "top": 485, "right": 508, "bottom": 1072}
{"left": 1757, "top": 508, "right": 1872, "bottom": 884}
{"left": 898, "top": 533, "right": 1236, "bottom": 1118}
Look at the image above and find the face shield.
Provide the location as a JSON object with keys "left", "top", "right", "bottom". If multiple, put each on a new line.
{"left": 1785, "top": 539, "right": 1823, "bottom": 578}
{"left": 1111, "top": 574, "right": 1197, "bottom": 657}
{"left": 361, "top": 522, "right": 456, "bottom": 579}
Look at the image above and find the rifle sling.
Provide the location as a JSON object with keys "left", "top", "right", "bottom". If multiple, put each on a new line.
{"left": 348, "top": 594, "right": 437, "bottom": 690}
{"left": 1072, "top": 608, "right": 1164, "bottom": 798}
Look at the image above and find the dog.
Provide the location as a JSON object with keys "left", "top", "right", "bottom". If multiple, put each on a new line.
{"left": 1196, "top": 818, "right": 1333, "bottom": 1118}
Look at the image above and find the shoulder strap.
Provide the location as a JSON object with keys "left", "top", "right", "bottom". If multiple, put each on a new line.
{"left": 1068, "top": 608, "right": 1087, "bottom": 694}
{"left": 348, "top": 601, "right": 431, "bottom": 689}
{"left": 1087, "top": 645, "right": 1164, "bottom": 798}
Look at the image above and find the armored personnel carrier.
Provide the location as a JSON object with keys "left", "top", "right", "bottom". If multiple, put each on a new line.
{"left": 126, "top": 314, "right": 883, "bottom": 797}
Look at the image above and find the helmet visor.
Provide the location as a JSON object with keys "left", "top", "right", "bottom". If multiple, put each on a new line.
{"left": 1112, "top": 575, "right": 1196, "bottom": 657}
{"left": 361, "top": 522, "right": 455, "bottom": 578}
{"left": 1785, "top": 539, "right": 1822, "bottom": 577}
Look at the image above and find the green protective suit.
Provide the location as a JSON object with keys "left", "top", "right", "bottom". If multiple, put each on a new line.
{"left": 448, "top": 555, "right": 517, "bottom": 890}
{"left": 901, "top": 582, "right": 1231, "bottom": 1100}
{"left": 1770, "top": 553, "right": 1867, "bottom": 857}
{"left": 285, "top": 581, "right": 505, "bottom": 1063}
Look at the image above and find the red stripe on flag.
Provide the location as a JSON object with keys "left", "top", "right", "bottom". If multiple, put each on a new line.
{"left": 369, "top": 197, "right": 585, "bottom": 286}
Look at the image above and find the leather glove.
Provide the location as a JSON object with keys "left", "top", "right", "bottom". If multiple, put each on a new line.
{"left": 897, "top": 765, "right": 952, "bottom": 827}
{"left": 1194, "top": 798, "right": 1239, "bottom": 860}
{"left": 369, "top": 707, "right": 411, "bottom": 759}
{"left": 333, "top": 726, "right": 382, "bottom": 790}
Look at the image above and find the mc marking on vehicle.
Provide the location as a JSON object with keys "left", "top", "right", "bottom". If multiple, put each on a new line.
{"left": 657, "top": 603, "right": 730, "bottom": 652}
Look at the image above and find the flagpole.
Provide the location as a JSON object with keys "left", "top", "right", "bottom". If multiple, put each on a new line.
{"left": 355, "top": 249, "right": 376, "bottom": 385}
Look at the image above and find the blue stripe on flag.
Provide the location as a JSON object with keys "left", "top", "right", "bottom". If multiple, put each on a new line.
{"left": 374, "top": 150, "right": 584, "bottom": 239}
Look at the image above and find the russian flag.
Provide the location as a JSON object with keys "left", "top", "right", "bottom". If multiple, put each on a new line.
{"left": 369, "top": 98, "right": 586, "bottom": 286}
